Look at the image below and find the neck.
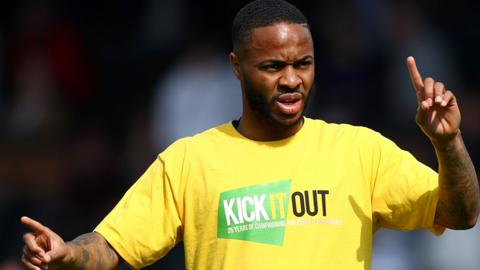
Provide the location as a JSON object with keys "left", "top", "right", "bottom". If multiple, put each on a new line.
{"left": 236, "top": 112, "right": 304, "bottom": 141}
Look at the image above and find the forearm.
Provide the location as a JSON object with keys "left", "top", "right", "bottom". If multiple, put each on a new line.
{"left": 63, "top": 232, "right": 120, "bottom": 270}
{"left": 433, "top": 132, "right": 480, "bottom": 229}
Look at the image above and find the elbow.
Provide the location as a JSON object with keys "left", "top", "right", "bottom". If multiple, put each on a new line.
{"left": 456, "top": 219, "right": 477, "bottom": 230}
{"left": 465, "top": 202, "right": 480, "bottom": 229}
{"left": 437, "top": 205, "right": 480, "bottom": 230}
{"left": 444, "top": 221, "right": 475, "bottom": 230}
{"left": 465, "top": 209, "right": 480, "bottom": 229}
{"left": 435, "top": 195, "right": 480, "bottom": 230}
{"left": 447, "top": 210, "right": 479, "bottom": 230}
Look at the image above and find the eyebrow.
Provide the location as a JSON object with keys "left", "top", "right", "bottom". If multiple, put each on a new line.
{"left": 258, "top": 55, "right": 313, "bottom": 65}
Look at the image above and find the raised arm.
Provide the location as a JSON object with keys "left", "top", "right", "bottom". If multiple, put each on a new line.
{"left": 21, "top": 216, "right": 120, "bottom": 270}
{"left": 406, "top": 56, "right": 479, "bottom": 229}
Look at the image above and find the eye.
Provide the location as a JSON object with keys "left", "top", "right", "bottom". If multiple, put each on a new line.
{"left": 261, "top": 62, "right": 284, "bottom": 72}
{"left": 294, "top": 60, "right": 312, "bottom": 70}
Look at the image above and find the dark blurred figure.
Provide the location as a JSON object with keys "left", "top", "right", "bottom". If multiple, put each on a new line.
{"left": 0, "top": 0, "right": 97, "bottom": 266}
{"left": 5, "top": 0, "right": 95, "bottom": 137}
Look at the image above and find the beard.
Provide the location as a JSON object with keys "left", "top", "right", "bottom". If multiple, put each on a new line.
{"left": 243, "top": 78, "right": 312, "bottom": 127}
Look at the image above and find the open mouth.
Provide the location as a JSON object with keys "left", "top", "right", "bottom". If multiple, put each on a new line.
{"left": 275, "top": 93, "right": 303, "bottom": 115}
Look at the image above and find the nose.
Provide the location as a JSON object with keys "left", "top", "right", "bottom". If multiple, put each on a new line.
{"left": 278, "top": 65, "right": 302, "bottom": 90}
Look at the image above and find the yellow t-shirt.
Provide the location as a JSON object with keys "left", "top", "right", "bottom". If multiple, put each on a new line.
{"left": 95, "top": 117, "right": 443, "bottom": 269}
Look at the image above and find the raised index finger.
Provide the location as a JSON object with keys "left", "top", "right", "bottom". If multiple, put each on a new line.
{"left": 21, "top": 216, "right": 48, "bottom": 234}
{"left": 406, "top": 56, "right": 424, "bottom": 92}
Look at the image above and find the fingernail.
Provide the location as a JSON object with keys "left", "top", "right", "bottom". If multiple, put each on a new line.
{"left": 441, "top": 101, "right": 447, "bottom": 106}
{"left": 435, "top": 96, "right": 442, "bottom": 103}
{"left": 427, "top": 98, "right": 433, "bottom": 106}
{"left": 422, "top": 101, "right": 429, "bottom": 109}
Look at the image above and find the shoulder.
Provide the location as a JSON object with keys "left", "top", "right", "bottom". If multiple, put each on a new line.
{"left": 304, "top": 117, "right": 383, "bottom": 142}
{"left": 159, "top": 122, "right": 233, "bottom": 158}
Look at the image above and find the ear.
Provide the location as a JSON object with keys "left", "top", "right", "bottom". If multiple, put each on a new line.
{"left": 230, "top": 52, "right": 241, "bottom": 80}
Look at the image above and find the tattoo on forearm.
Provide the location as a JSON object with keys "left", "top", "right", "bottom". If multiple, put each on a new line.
{"left": 68, "top": 232, "right": 119, "bottom": 270}
{"left": 79, "top": 247, "right": 89, "bottom": 270}
{"left": 435, "top": 134, "right": 479, "bottom": 228}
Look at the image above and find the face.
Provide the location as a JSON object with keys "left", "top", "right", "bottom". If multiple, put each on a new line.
{"left": 231, "top": 23, "right": 315, "bottom": 128}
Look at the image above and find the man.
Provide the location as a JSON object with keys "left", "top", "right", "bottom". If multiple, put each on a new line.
{"left": 21, "top": 0, "right": 479, "bottom": 269}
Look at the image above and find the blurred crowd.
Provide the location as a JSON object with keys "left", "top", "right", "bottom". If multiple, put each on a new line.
{"left": 0, "top": 0, "right": 479, "bottom": 269}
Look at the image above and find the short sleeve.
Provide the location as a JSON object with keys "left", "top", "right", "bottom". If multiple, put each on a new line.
{"left": 95, "top": 150, "right": 184, "bottom": 269}
{"left": 371, "top": 133, "right": 445, "bottom": 235}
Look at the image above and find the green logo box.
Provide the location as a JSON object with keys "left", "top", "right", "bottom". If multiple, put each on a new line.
{"left": 217, "top": 179, "right": 292, "bottom": 246}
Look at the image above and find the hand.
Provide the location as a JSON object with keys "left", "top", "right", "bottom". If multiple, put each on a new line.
{"left": 21, "top": 216, "right": 70, "bottom": 270}
{"left": 406, "top": 56, "right": 461, "bottom": 144}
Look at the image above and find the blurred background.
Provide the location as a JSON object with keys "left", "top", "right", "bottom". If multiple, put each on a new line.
{"left": 0, "top": 0, "right": 479, "bottom": 269}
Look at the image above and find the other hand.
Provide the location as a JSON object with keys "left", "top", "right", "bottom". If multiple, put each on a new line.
{"left": 21, "top": 216, "right": 70, "bottom": 270}
{"left": 406, "top": 56, "right": 461, "bottom": 144}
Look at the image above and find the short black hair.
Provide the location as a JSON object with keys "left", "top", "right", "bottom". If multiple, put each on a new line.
{"left": 232, "top": 0, "right": 309, "bottom": 53}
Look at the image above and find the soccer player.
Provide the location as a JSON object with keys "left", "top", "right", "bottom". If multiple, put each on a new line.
{"left": 21, "top": 0, "right": 479, "bottom": 269}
